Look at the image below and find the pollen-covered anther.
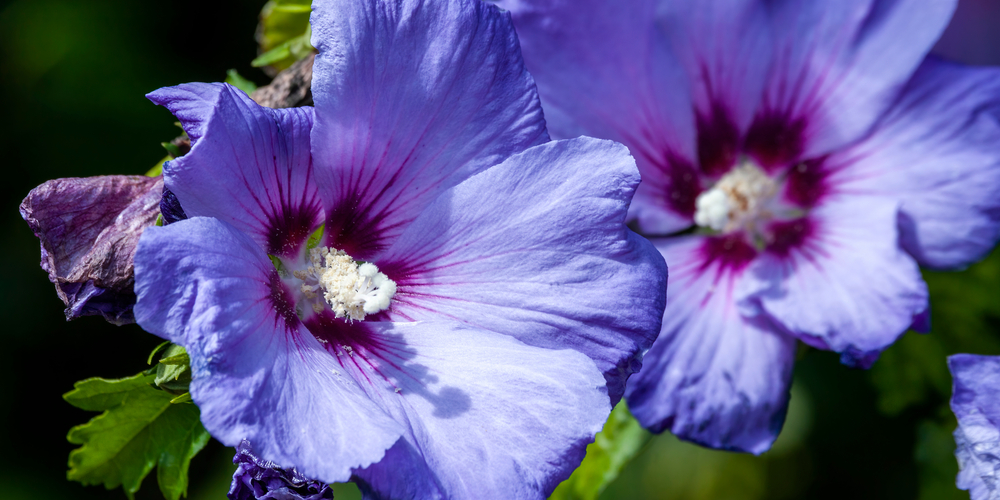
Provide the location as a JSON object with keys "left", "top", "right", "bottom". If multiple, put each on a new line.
{"left": 693, "top": 160, "right": 777, "bottom": 233}
{"left": 292, "top": 247, "right": 397, "bottom": 321}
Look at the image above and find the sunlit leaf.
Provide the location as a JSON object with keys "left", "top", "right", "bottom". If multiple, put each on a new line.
{"left": 64, "top": 372, "right": 210, "bottom": 500}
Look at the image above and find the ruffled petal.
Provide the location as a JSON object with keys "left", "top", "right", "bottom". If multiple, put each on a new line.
{"left": 949, "top": 354, "right": 1000, "bottom": 500}
{"left": 749, "top": 197, "right": 928, "bottom": 367}
{"left": 824, "top": 56, "right": 1000, "bottom": 270}
{"left": 19, "top": 174, "right": 162, "bottom": 325}
{"left": 345, "top": 321, "right": 609, "bottom": 500}
{"left": 379, "top": 138, "right": 667, "bottom": 403}
{"left": 309, "top": 0, "right": 548, "bottom": 260}
{"left": 229, "top": 440, "right": 333, "bottom": 500}
{"left": 134, "top": 217, "right": 403, "bottom": 483}
{"left": 148, "top": 83, "right": 322, "bottom": 259}
{"left": 625, "top": 235, "right": 796, "bottom": 454}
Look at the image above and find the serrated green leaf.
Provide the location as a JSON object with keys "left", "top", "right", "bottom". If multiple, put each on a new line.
{"left": 225, "top": 69, "right": 258, "bottom": 95}
{"left": 550, "top": 401, "right": 650, "bottom": 500}
{"left": 64, "top": 373, "right": 210, "bottom": 500}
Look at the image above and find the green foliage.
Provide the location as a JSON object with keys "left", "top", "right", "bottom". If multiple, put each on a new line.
{"left": 146, "top": 124, "right": 189, "bottom": 177}
{"left": 146, "top": 156, "right": 168, "bottom": 177}
{"left": 868, "top": 247, "right": 1000, "bottom": 499}
{"left": 914, "top": 411, "right": 965, "bottom": 500}
{"left": 307, "top": 223, "right": 325, "bottom": 250}
{"left": 550, "top": 401, "right": 650, "bottom": 500}
{"left": 64, "top": 372, "right": 210, "bottom": 500}
{"left": 255, "top": 0, "right": 313, "bottom": 71}
{"left": 155, "top": 344, "right": 191, "bottom": 395}
{"left": 871, "top": 247, "right": 1000, "bottom": 415}
{"left": 598, "top": 382, "right": 814, "bottom": 500}
{"left": 225, "top": 69, "right": 258, "bottom": 95}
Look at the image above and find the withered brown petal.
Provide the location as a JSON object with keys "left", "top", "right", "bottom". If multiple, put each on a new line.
{"left": 20, "top": 175, "right": 162, "bottom": 325}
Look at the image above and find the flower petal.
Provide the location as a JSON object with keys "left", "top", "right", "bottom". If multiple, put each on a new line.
{"left": 749, "top": 197, "right": 928, "bottom": 367}
{"left": 825, "top": 56, "right": 1000, "bottom": 270}
{"left": 379, "top": 137, "right": 667, "bottom": 403}
{"left": 625, "top": 235, "right": 796, "bottom": 454}
{"left": 949, "top": 354, "right": 1000, "bottom": 500}
{"left": 309, "top": 0, "right": 548, "bottom": 260}
{"left": 345, "top": 321, "right": 609, "bottom": 500}
{"left": 497, "top": 0, "right": 704, "bottom": 233}
{"left": 759, "top": 0, "right": 956, "bottom": 158}
{"left": 148, "top": 83, "right": 322, "bottom": 259}
{"left": 229, "top": 440, "right": 333, "bottom": 500}
{"left": 19, "top": 174, "right": 162, "bottom": 325}
{"left": 134, "top": 217, "right": 403, "bottom": 483}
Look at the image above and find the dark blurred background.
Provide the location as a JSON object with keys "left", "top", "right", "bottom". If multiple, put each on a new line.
{"left": 2, "top": 0, "right": 1000, "bottom": 499}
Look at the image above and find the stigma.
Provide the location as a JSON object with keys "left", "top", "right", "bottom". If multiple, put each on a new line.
{"left": 693, "top": 160, "right": 777, "bottom": 233}
{"left": 293, "top": 247, "right": 397, "bottom": 321}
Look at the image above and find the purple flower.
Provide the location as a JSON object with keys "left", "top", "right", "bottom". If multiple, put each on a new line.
{"left": 949, "top": 354, "right": 1000, "bottom": 500}
{"left": 133, "top": 0, "right": 666, "bottom": 497}
{"left": 500, "top": 0, "right": 1000, "bottom": 453}
{"left": 229, "top": 440, "right": 333, "bottom": 500}
{"left": 20, "top": 175, "right": 163, "bottom": 325}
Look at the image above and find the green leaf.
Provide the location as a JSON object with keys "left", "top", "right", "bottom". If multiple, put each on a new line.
{"left": 64, "top": 373, "right": 210, "bottom": 500}
{"left": 146, "top": 155, "right": 169, "bottom": 177}
{"left": 252, "top": 27, "right": 312, "bottom": 68}
{"left": 155, "top": 344, "right": 191, "bottom": 395}
{"left": 169, "top": 393, "right": 193, "bottom": 405}
{"left": 306, "top": 223, "right": 325, "bottom": 250}
{"left": 549, "top": 401, "right": 650, "bottom": 500}
{"left": 272, "top": 4, "right": 311, "bottom": 13}
{"left": 255, "top": 0, "right": 312, "bottom": 71}
{"left": 225, "top": 69, "right": 258, "bottom": 95}
{"left": 148, "top": 341, "right": 171, "bottom": 365}
{"left": 161, "top": 141, "right": 183, "bottom": 158}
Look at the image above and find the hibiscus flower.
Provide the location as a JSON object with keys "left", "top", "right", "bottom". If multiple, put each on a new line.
{"left": 500, "top": 0, "right": 1000, "bottom": 452}
{"left": 134, "top": 0, "right": 666, "bottom": 497}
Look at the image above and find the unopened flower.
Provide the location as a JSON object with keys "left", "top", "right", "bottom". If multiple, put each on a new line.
{"left": 501, "top": 0, "right": 1000, "bottom": 452}
{"left": 949, "top": 354, "right": 1000, "bottom": 500}
{"left": 133, "top": 0, "right": 666, "bottom": 498}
